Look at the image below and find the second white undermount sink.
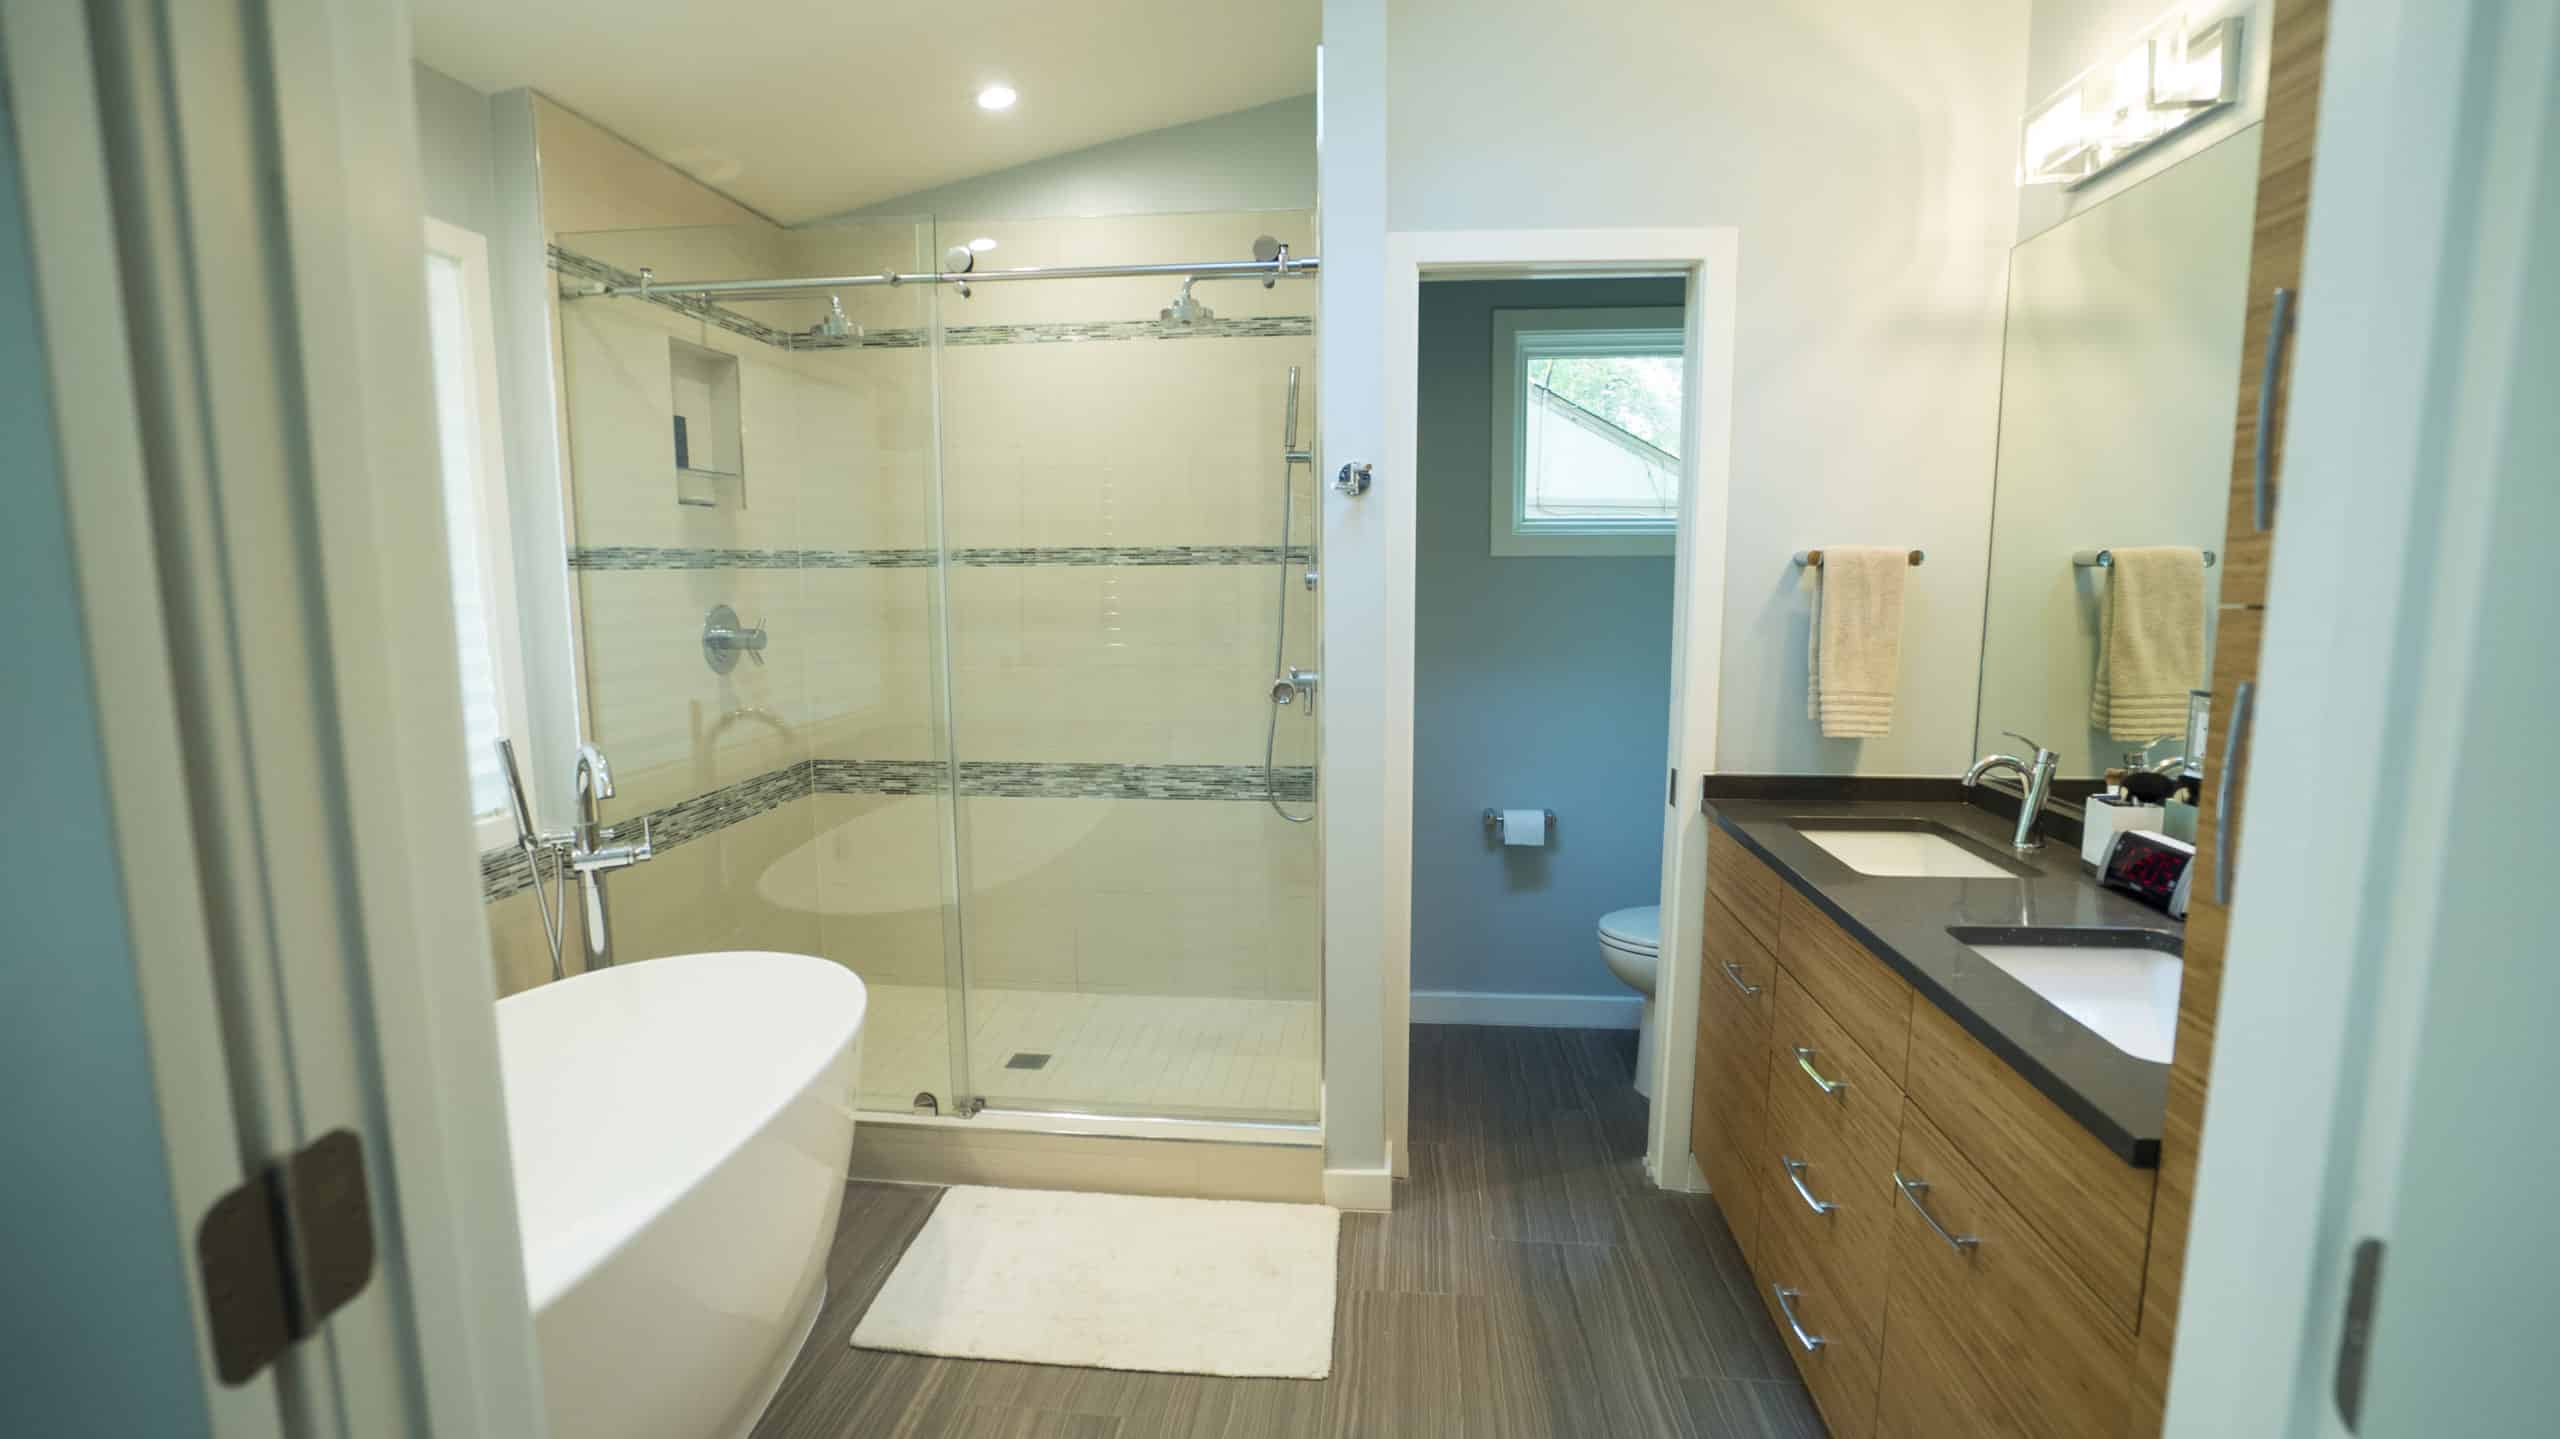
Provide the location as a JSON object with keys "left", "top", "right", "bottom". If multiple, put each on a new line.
{"left": 1950, "top": 927, "right": 2183, "bottom": 1063}
{"left": 1794, "top": 824, "right": 2023, "bottom": 879}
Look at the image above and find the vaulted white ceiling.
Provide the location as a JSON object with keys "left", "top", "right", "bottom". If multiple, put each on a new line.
{"left": 412, "top": 0, "right": 1319, "bottom": 224}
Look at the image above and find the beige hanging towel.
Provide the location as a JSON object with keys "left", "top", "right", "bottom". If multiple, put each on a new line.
{"left": 2089, "top": 546, "right": 2207, "bottom": 740}
{"left": 1806, "top": 546, "right": 1909, "bottom": 738}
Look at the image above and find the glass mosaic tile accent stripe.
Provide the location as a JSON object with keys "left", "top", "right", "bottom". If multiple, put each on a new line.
{"left": 482, "top": 845, "right": 541, "bottom": 903}
{"left": 810, "top": 758, "right": 950, "bottom": 795}
{"left": 551, "top": 246, "right": 1309, "bottom": 353}
{"left": 949, "top": 545, "right": 1315, "bottom": 567}
{"left": 481, "top": 758, "right": 1314, "bottom": 901}
{"left": 568, "top": 546, "right": 936, "bottom": 571}
{"left": 939, "top": 316, "right": 1313, "bottom": 346}
{"left": 568, "top": 544, "right": 1311, "bottom": 571}
{"left": 551, "top": 246, "right": 859, "bottom": 352}
{"left": 962, "top": 762, "right": 1315, "bottom": 802}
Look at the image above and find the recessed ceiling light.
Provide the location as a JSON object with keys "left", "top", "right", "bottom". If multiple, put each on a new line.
{"left": 976, "top": 84, "right": 1017, "bottom": 112}
{"left": 969, "top": 236, "right": 999, "bottom": 253}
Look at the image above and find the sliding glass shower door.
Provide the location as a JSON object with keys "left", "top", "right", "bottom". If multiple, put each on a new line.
{"left": 934, "top": 210, "right": 1322, "bottom": 1125}
{"left": 548, "top": 208, "right": 1320, "bottom": 1127}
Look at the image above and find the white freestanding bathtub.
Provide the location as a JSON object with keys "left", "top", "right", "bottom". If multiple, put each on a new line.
{"left": 496, "top": 952, "right": 866, "bottom": 1439}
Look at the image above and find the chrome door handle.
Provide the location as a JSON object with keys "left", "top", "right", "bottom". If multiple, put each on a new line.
{"left": 1721, "top": 961, "right": 1761, "bottom": 999}
{"left": 1771, "top": 1285, "right": 1827, "bottom": 1353}
{"left": 1781, "top": 1155, "right": 1838, "bottom": 1216}
{"left": 1794, "top": 1045, "right": 1848, "bottom": 1102}
{"left": 1894, "top": 1172, "right": 1980, "bottom": 1254}
{"left": 2255, "top": 288, "right": 2295, "bottom": 531}
{"left": 2215, "top": 679, "right": 2256, "bottom": 904}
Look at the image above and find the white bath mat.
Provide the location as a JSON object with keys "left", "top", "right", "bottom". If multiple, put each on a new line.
{"left": 851, "top": 1185, "right": 1339, "bottom": 1379}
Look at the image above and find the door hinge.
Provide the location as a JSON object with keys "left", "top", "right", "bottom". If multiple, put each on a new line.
{"left": 197, "top": 1128, "right": 376, "bottom": 1385}
{"left": 1667, "top": 768, "right": 1678, "bottom": 807}
{"left": 2333, "top": 1237, "right": 2385, "bottom": 1431}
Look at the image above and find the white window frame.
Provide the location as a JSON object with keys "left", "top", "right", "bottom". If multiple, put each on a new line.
{"left": 1488, "top": 305, "right": 1685, "bottom": 556}
{"left": 423, "top": 217, "right": 532, "bottom": 851}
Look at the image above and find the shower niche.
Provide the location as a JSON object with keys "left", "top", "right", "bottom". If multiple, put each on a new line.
{"left": 668, "top": 337, "right": 743, "bottom": 508}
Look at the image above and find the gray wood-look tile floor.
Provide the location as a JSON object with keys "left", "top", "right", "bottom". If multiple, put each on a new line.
{"left": 752, "top": 1024, "right": 1824, "bottom": 1439}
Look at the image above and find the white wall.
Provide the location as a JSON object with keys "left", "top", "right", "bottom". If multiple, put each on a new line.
{"left": 831, "top": 94, "right": 1316, "bottom": 225}
{"left": 414, "top": 63, "right": 495, "bottom": 236}
{"left": 1387, "top": 0, "right": 2029, "bottom": 777}
{"left": 1318, "top": 3, "right": 1395, "bottom": 1195}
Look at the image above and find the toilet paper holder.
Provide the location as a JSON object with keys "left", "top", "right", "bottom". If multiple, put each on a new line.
{"left": 1483, "top": 809, "right": 1556, "bottom": 837}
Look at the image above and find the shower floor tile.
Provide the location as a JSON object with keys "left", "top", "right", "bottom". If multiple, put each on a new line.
{"left": 855, "top": 983, "right": 1320, "bottom": 1124}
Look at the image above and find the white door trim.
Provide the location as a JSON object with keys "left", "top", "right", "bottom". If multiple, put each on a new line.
{"left": 1381, "top": 227, "right": 1739, "bottom": 1190}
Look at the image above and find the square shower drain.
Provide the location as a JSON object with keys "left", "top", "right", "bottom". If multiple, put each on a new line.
{"left": 1004, "top": 1052, "right": 1052, "bottom": 1070}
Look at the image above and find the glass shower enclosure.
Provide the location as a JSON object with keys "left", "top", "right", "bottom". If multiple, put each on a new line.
{"left": 550, "top": 209, "right": 1321, "bottom": 1128}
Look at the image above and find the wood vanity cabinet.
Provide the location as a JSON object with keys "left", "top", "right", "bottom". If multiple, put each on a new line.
{"left": 1875, "top": 1110, "right": 2135, "bottom": 1439}
{"left": 1693, "top": 894, "right": 1775, "bottom": 1262}
{"left": 1690, "top": 833, "right": 2160, "bottom": 1438}
{"left": 2219, "top": 0, "right": 2328, "bottom": 606}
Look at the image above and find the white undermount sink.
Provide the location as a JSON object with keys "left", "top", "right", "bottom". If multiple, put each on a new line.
{"left": 1794, "top": 824, "right": 2023, "bottom": 879}
{"left": 1950, "top": 927, "right": 2183, "bottom": 1063}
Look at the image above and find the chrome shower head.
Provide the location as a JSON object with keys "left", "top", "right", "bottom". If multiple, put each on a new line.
{"left": 1159, "top": 276, "right": 1214, "bottom": 325}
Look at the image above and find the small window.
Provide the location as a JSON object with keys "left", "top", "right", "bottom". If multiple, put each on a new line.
{"left": 1490, "top": 307, "right": 1686, "bottom": 556}
{"left": 423, "top": 218, "right": 532, "bottom": 849}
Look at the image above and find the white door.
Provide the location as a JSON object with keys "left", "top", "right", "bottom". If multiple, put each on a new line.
{"left": 1, "top": 0, "right": 545, "bottom": 1432}
{"left": 2163, "top": 1, "right": 2560, "bottom": 1432}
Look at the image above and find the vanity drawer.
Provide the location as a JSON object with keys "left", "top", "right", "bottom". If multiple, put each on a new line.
{"left": 1901, "top": 1000, "right": 2156, "bottom": 1329}
{"left": 1759, "top": 1053, "right": 1899, "bottom": 1374}
{"left": 1693, "top": 933, "right": 1772, "bottom": 1260}
{"left": 1767, "top": 969, "right": 1903, "bottom": 1177}
{"left": 1752, "top": 1193, "right": 1882, "bottom": 1439}
{"left": 1708, "top": 831, "right": 1784, "bottom": 956}
{"left": 1875, "top": 1108, "right": 2134, "bottom": 1439}
{"left": 1777, "top": 888, "right": 1914, "bottom": 1086}
{"left": 1702, "top": 893, "right": 1777, "bottom": 1028}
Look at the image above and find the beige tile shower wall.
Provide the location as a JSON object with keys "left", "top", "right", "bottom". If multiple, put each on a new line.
{"left": 961, "top": 798, "right": 1318, "bottom": 999}
{"left": 938, "top": 210, "right": 1322, "bottom": 1006}
{"left": 554, "top": 227, "right": 942, "bottom": 812}
{"left": 548, "top": 207, "right": 948, "bottom": 1003}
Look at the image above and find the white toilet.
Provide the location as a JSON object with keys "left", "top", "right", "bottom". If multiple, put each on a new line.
{"left": 1598, "top": 904, "right": 1661, "bottom": 1098}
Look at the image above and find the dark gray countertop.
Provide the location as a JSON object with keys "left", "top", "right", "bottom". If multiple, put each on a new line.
{"left": 1704, "top": 796, "right": 2176, "bottom": 1166}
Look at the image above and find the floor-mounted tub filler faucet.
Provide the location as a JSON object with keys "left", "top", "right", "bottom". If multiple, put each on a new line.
{"left": 1964, "top": 732, "right": 2063, "bottom": 853}
{"left": 494, "top": 739, "right": 655, "bottom": 979}
{"left": 570, "top": 742, "right": 653, "bottom": 970}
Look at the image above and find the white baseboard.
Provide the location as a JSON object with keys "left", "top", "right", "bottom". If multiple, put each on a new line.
{"left": 1409, "top": 989, "right": 1645, "bottom": 1029}
{"left": 1323, "top": 1164, "right": 1395, "bottom": 1212}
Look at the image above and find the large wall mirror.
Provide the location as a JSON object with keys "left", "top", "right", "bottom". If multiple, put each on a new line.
{"left": 1974, "top": 127, "right": 2263, "bottom": 780}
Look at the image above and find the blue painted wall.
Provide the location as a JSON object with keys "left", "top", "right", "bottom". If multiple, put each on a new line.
{"left": 0, "top": 81, "right": 215, "bottom": 1439}
{"left": 1410, "top": 278, "right": 1682, "bottom": 998}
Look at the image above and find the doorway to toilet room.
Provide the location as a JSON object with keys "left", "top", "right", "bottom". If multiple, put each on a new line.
{"left": 1407, "top": 274, "right": 1683, "bottom": 1106}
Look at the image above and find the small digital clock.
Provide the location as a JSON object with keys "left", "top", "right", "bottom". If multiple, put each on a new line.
{"left": 2097, "top": 829, "right": 2196, "bottom": 918}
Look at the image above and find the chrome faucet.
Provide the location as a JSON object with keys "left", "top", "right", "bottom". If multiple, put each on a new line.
{"left": 569, "top": 742, "right": 653, "bottom": 969}
{"left": 1964, "top": 732, "right": 2062, "bottom": 853}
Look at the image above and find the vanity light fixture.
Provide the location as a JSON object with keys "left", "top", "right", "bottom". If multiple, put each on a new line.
{"left": 975, "top": 84, "right": 1017, "bottom": 112}
{"left": 2021, "top": 14, "right": 2243, "bottom": 189}
{"left": 968, "top": 236, "right": 999, "bottom": 253}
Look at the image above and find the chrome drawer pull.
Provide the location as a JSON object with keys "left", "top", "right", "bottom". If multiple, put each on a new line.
{"left": 1894, "top": 1171, "right": 1980, "bottom": 1254}
{"left": 1781, "top": 1155, "right": 1838, "bottom": 1216}
{"left": 1721, "top": 960, "right": 1762, "bottom": 998}
{"left": 1772, "top": 1285, "right": 1827, "bottom": 1353}
{"left": 2254, "top": 287, "right": 2295, "bottom": 531}
{"left": 1793, "top": 1045, "right": 1848, "bottom": 1102}
{"left": 2215, "top": 679, "right": 2256, "bottom": 904}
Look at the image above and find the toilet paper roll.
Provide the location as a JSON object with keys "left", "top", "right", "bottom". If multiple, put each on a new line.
{"left": 1501, "top": 809, "right": 1548, "bottom": 847}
